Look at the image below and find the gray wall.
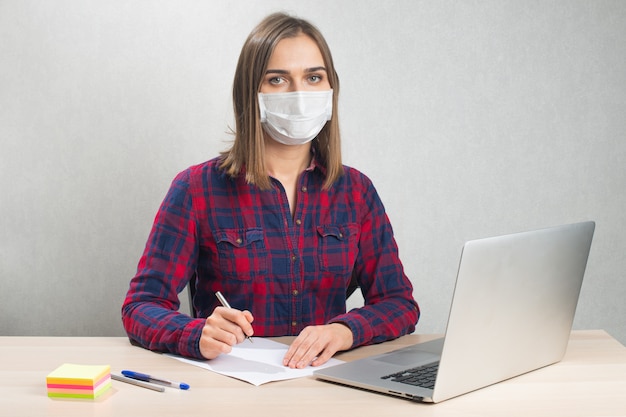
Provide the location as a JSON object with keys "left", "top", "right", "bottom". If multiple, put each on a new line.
{"left": 1, "top": 1, "right": 625, "bottom": 344}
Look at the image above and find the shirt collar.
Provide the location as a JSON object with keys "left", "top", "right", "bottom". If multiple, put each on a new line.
{"left": 307, "top": 147, "right": 328, "bottom": 177}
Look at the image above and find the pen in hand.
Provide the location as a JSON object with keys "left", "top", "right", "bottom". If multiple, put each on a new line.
{"left": 215, "top": 291, "right": 253, "bottom": 343}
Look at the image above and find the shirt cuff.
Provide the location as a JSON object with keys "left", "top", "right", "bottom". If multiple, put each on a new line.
{"left": 329, "top": 312, "right": 374, "bottom": 349}
{"left": 177, "top": 318, "right": 206, "bottom": 359}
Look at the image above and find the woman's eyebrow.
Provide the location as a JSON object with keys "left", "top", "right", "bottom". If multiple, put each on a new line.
{"left": 265, "top": 66, "right": 327, "bottom": 75}
{"left": 265, "top": 69, "right": 289, "bottom": 75}
{"left": 305, "top": 66, "right": 327, "bottom": 73}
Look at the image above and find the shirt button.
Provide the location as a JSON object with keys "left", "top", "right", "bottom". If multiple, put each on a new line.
{"left": 291, "top": 321, "right": 297, "bottom": 327}
{"left": 292, "top": 290, "right": 299, "bottom": 296}
{"left": 301, "top": 186, "right": 307, "bottom": 192}
{"left": 295, "top": 219, "right": 302, "bottom": 226}
{"left": 236, "top": 238, "right": 242, "bottom": 244}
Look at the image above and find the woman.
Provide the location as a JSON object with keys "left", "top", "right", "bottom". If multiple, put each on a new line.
{"left": 122, "top": 12, "right": 419, "bottom": 369}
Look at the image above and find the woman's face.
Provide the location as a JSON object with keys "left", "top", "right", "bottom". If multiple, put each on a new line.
{"left": 260, "top": 33, "right": 331, "bottom": 94}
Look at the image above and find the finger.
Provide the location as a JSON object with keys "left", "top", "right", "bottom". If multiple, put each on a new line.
{"left": 283, "top": 331, "right": 308, "bottom": 366}
{"left": 311, "top": 347, "right": 336, "bottom": 367}
{"left": 241, "top": 310, "right": 255, "bottom": 337}
{"left": 204, "top": 315, "right": 240, "bottom": 345}
{"left": 219, "top": 307, "right": 254, "bottom": 341}
{"left": 206, "top": 308, "right": 253, "bottom": 344}
{"left": 199, "top": 326, "right": 235, "bottom": 359}
{"left": 295, "top": 340, "right": 327, "bottom": 369}
{"left": 285, "top": 329, "right": 321, "bottom": 368}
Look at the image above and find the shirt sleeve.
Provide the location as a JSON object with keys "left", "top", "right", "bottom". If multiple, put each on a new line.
{"left": 328, "top": 174, "right": 420, "bottom": 348}
{"left": 121, "top": 169, "right": 205, "bottom": 359}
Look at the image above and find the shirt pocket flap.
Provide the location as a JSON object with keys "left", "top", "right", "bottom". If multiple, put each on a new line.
{"left": 215, "top": 228, "right": 264, "bottom": 248}
{"left": 316, "top": 224, "right": 347, "bottom": 240}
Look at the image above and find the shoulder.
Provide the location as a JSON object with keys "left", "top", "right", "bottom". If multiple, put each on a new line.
{"left": 176, "top": 157, "right": 222, "bottom": 179}
{"left": 170, "top": 157, "right": 230, "bottom": 186}
{"left": 163, "top": 158, "right": 232, "bottom": 202}
{"left": 338, "top": 165, "right": 375, "bottom": 190}
{"left": 325, "top": 165, "right": 382, "bottom": 211}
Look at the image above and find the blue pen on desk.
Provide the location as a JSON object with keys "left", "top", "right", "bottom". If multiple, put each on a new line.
{"left": 121, "top": 370, "right": 190, "bottom": 390}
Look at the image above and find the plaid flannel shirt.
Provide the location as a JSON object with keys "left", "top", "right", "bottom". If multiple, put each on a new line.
{"left": 122, "top": 157, "right": 419, "bottom": 358}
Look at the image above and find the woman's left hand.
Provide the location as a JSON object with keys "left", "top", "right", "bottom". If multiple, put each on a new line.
{"left": 283, "top": 323, "right": 353, "bottom": 368}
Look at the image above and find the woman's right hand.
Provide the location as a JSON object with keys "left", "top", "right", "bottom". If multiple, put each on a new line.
{"left": 199, "top": 306, "right": 254, "bottom": 359}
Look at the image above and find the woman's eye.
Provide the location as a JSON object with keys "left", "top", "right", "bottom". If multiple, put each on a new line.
{"left": 309, "top": 75, "right": 322, "bottom": 83}
{"left": 268, "top": 77, "right": 284, "bottom": 85}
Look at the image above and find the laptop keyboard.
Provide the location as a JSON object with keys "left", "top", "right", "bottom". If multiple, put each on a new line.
{"left": 381, "top": 362, "right": 439, "bottom": 389}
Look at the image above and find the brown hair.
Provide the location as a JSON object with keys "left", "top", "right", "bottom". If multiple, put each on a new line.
{"left": 219, "top": 12, "right": 343, "bottom": 190}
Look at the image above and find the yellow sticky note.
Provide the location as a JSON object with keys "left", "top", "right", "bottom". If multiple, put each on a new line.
{"left": 47, "top": 363, "right": 111, "bottom": 399}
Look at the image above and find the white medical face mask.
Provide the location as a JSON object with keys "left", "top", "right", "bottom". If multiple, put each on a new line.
{"left": 258, "top": 89, "right": 333, "bottom": 146}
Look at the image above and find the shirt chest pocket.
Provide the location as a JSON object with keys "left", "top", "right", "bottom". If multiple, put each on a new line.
{"left": 317, "top": 223, "right": 359, "bottom": 274}
{"left": 214, "top": 228, "right": 268, "bottom": 281}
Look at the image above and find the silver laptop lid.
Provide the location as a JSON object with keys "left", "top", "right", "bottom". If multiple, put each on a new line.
{"left": 432, "top": 221, "right": 595, "bottom": 402}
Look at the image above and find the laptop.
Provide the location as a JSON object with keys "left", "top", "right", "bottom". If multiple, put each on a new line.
{"left": 314, "top": 221, "right": 595, "bottom": 403}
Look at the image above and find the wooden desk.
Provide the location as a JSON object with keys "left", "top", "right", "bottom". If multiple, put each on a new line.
{"left": 1, "top": 330, "right": 625, "bottom": 416}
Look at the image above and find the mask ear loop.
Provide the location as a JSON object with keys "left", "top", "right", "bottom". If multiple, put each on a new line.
{"left": 258, "top": 93, "right": 268, "bottom": 123}
{"left": 309, "top": 89, "right": 334, "bottom": 122}
{"left": 325, "top": 91, "right": 333, "bottom": 121}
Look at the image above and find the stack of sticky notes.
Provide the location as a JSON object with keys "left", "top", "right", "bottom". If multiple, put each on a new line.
{"left": 46, "top": 363, "right": 112, "bottom": 399}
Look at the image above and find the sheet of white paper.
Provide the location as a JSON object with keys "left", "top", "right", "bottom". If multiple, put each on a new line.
{"left": 166, "top": 337, "right": 344, "bottom": 386}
